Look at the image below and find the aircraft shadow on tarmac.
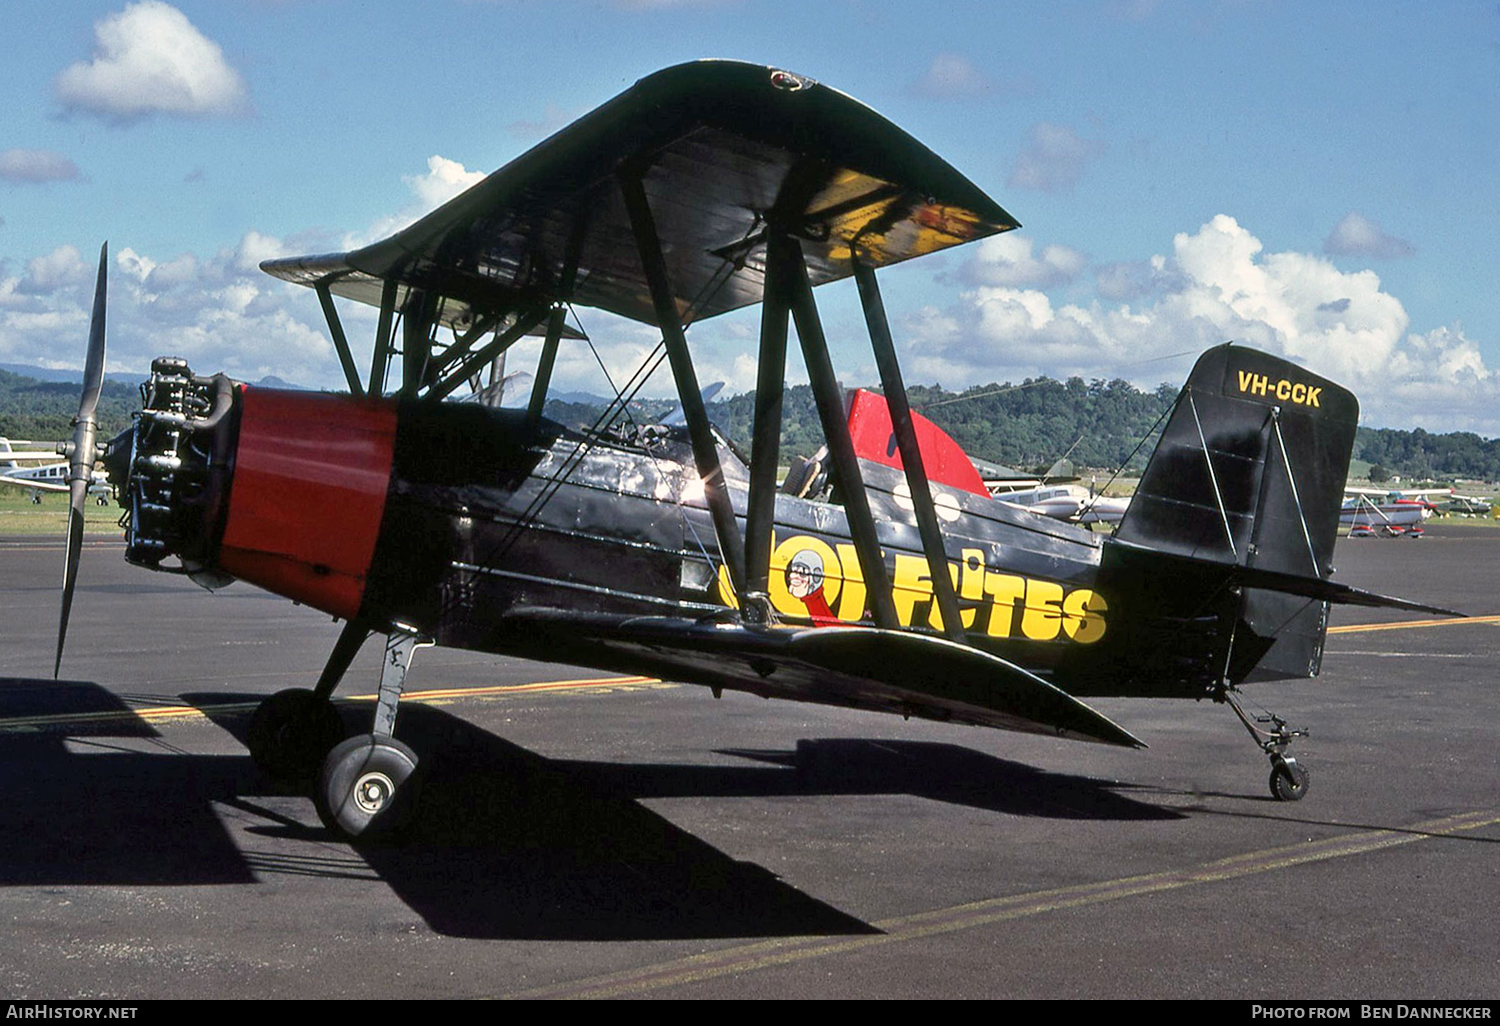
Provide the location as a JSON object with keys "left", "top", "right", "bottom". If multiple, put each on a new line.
{"left": 0, "top": 679, "right": 257, "bottom": 889}
{"left": 2, "top": 680, "right": 1173, "bottom": 941}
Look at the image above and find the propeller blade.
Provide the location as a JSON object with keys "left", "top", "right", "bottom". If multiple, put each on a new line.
{"left": 55, "top": 242, "right": 108, "bottom": 679}
{"left": 56, "top": 504, "right": 85, "bottom": 679}
{"left": 80, "top": 242, "right": 107, "bottom": 422}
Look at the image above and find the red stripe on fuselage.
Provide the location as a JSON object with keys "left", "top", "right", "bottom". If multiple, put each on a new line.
{"left": 217, "top": 388, "right": 397, "bottom": 620}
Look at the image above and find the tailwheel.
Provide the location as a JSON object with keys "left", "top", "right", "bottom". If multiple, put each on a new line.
{"left": 315, "top": 734, "right": 421, "bottom": 841}
{"left": 1220, "top": 686, "right": 1312, "bottom": 802}
{"left": 247, "top": 688, "right": 346, "bottom": 782}
{"left": 1269, "top": 756, "right": 1311, "bottom": 802}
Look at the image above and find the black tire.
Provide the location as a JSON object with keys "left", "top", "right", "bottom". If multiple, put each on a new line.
{"left": 1269, "top": 759, "right": 1311, "bottom": 801}
{"left": 247, "top": 688, "right": 345, "bottom": 783}
{"left": 315, "top": 734, "right": 421, "bottom": 840}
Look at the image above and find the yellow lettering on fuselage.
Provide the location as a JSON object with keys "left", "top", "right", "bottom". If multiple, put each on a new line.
{"left": 716, "top": 534, "right": 1108, "bottom": 644}
{"left": 1236, "top": 369, "right": 1321, "bottom": 409}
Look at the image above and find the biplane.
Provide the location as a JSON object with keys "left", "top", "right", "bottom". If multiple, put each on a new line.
{"left": 55, "top": 62, "right": 1454, "bottom": 839}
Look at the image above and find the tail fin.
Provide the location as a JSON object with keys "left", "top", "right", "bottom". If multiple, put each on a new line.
{"left": 1116, "top": 344, "right": 1359, "bottom": 682}
{"left": 845, "top": 388, "right": 989, "bottom": 496}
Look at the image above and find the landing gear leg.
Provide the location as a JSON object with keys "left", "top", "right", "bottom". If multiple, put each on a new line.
{"left": 314, "top": 625, "right": 433, "bottom": 840}
{"left": 247, "top": 618, "right": 369, "bottom": 781}
{"left": 1220, "top": 687, "right": 1311, "bottom": 802}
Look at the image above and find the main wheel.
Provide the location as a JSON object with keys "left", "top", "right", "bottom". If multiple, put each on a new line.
{"left": 247, "top": 688, "right": 345, "bottom": 782}
{"left": 315, "top": 734, "right": 420, "bottom": 840}
{"left": 1269, "top": 758, "right": 1311, "bottom": 801}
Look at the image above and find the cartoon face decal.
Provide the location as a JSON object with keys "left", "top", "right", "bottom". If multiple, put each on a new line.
{"left": 785, "top": 548, "right": 824, "bottom": 598}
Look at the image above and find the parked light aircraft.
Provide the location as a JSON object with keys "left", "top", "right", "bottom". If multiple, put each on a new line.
{"left": 1343, "top": 486, "right": 1453, "bottom": 501}
{"left": 52, "top": 62, "right": 1456, "bottom": 839}
{"left": 995, "top": 484, "right": 1130, "bottom": 525}
{"left": 1, "top": 439, "right": 110, "bottom": 504}
{"left": 1441, "top": 495, "right": 1493, "bottom": 516}
{"left": 1339, "top": 493, "right": 1433, "bottom": 529}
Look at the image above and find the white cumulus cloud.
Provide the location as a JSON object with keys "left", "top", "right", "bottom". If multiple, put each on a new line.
{"left": 55, "top": 1, "right": 249, "bottom": 121}
{"left": 0, "top": 157, "right": 494, "bottom": 387}
{"left": 0, "top": 234, "right": 336, "bottom": 385}
{"left": 405, "top": 156, "right": 487, "bottom": 209}
{"left": 347, "top": 156, "right": 488, "bottom": 248}
{"left": 959, "top": 233, "right": 1087, "bottom": 290}
{"left": 16, "top": 246, "right": 91, "bottom": 295}
{"left": 904, "top": 214, "right": 1498, "bottom": 433}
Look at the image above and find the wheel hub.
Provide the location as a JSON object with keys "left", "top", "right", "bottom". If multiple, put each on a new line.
{"left": 353, "top": 771, "right": 395, "bottom": 814}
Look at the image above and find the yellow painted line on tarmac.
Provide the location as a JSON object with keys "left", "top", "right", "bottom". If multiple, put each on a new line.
{"left": 513, "top": 809, "right": 1500, "bottom": 1000}
{"left": 1329, "top": 613, "right": 1500, "bottom": 635}
{"left": 343, "top": 674, "right": 665, "bottom": 705}
{"left": 0, "top": 674, "right": 665, "bottom": 732}
{"left": 0, "top": 702, "right": 217, "bottom": 730}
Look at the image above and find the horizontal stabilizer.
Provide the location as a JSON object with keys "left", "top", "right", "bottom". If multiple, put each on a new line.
{"left": 495, "top": 610, "right": 1144, "bottom": 748}
{"left": 1111, "top": 539, "right": 1463, "bottom": 618}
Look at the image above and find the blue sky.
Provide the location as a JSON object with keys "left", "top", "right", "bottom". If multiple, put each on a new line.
{"left": 3, "top": 0, "right": 1498, "bottom": 433}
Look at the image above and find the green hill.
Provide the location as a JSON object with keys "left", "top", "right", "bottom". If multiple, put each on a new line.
{"left": 0, "top": 368, "right": 135, "bottom": 442}
{"left": 6, "top": 363, "right": 1495, "bottom": 485}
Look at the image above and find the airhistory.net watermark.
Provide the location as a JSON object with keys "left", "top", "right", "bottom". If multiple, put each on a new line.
{"left": 4, "top": 1007, "right": 137, "bottom": 1020}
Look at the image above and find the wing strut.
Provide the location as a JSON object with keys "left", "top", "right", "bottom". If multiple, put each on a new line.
{"left": 526, "top": 217, "right": 585, "bottom": 427}
{"left": 620, "top": 170, "right": 748, "bottom": 597}
{"left": 426, "top": 304, "right": 549, "bottom": 401}
{"left": 423, "top": 309, "right": 505, "bottom": 385}
{"left": 400, "top": 290, "right": 439, "bottom": 398}
{"left": 315, "top": 279, "right": 366, "bottom": 398}
{"left": 370, "top": 277, "right": 399, "bottom": 395}
{"left": 777, "top": 232, "right": 899, "bottom": 630}
{"left": 855, "top": 257, "right": 966, "bottom": 643}
{"left": 743, "top": 236, "right": 791, "bottom": 621}
{"left": 526, "top": 305, "right": 568, "bottom": 431}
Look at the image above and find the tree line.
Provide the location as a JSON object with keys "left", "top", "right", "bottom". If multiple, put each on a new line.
{"left": 0, "top": 369, "right": 135, "bottom": 441}
{"left": 713, "top": 378, "right": 1500, "bottom": 483}
{"left": 547, "top": 376, "right": 1183, "bottom": 473}
{"left": 711, "top": 378, "right": 1182, "bottom": 473}
{"left": 6, "top": 364, "right": 1496, "bottom": 484}
{"left": 1355, "top": 427, "right": 1500, "bottom": 483}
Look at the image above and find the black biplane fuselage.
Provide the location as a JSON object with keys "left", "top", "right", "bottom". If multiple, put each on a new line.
{"left": 59, "top": 62, "right": 1450, "bottom": 837}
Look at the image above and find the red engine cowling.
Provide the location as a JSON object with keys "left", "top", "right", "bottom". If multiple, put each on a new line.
{"left": 216, "top": 387, "right": 397, "bottom": 620}
{"left": 120, "top": 360, "right": 397, "bottom": 621}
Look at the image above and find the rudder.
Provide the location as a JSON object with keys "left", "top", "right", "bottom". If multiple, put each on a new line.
{"left": 1116, "top": 344, "right": 1359, "bottom": 682}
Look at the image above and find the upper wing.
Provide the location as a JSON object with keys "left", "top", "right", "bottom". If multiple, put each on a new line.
{"left": 261, "top": 61, "right": 1018, "bottom": 332}
{"left": 493, "top": 609, "right": 1143, "bottom": 748}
